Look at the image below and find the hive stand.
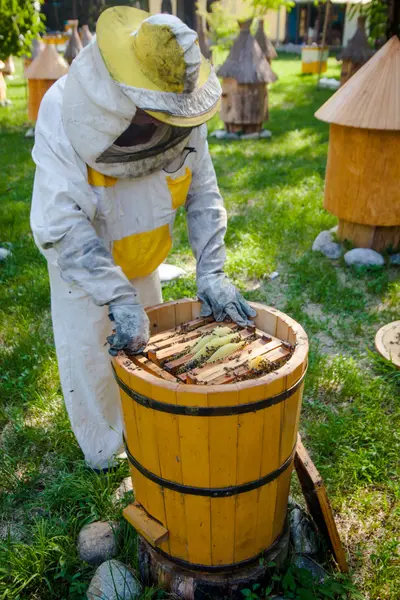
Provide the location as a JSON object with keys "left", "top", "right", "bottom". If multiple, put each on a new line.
{"left": 338, "top": 16, "right": 374, "bottom": 85}
{"left": 113, "top": 300, "right": 308, "bottom": 596}
{"left": 25, "top": 38, "right": 69, "bottom": 123}
{"left": 315, "top": 36, "right": 400, "bottom": 252}
{"left": 218, "top": 19, "right": 277, "bottom": 134}
{"left": 254, "top": 18, "right": 278, "bottom": 64}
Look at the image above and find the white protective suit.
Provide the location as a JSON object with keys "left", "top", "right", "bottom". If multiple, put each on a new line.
{"left": 30, "top": 40, "right": 229, "bottom": 469}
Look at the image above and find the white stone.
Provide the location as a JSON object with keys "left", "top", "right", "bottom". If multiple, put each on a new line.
{"left": 113, "top": 477, "right": 133, "bottom": 502}
{"left": 209, "top": 129, "right": 227, "bottom": 139}
{"left": 241, "top": 132, "right": 261, "bottom": 140}
{"left": 260, "top": 129, "right": 272, "bottom": 139}
{"left": 78, "top": 521, "right": 119, "bottom": 566}
{"left": 158, "top": 263, "right": 187, "bottom": 283}
{"left": 25, "top": 127, "right": 35, "bottom": 138}
{"left": 269, "top": 271, "right": 280, "bottom": 280}
{"left": 0, "top": 248, "right": 11, "bottom": 260}
{"left": 289, "top": 508, "right": 319, "bottom": 556}
{"left": 226, "top": 132, "right": 240, "bottom": 140}
{"left": 344, "top": 248, "right": 384, "bottom": 267}
{"left": 312, "top": 231, "right": 342, "bottom": 259}
{"left": 389, "top": 253, "right": 400, "bottom": 265}
{"left": 87, "top": 560, "right": 142, "bottom": 600}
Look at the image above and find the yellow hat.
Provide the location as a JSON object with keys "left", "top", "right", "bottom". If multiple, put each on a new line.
{"left": 96, "top": 7, "right": 221, "bottom": 127}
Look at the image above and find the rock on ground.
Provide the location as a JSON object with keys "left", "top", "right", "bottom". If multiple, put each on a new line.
{"left": 294, "top": 555, "right": 326, "bottom": 583}
{"left": 289, "top": 508, "right": 320, "bottom": 556}
{"left": 389, "top": 253, "right": 400, "bottom": 265}
{"left": 78, "top": 521, "right": 120, "bottom": 566}
{"left": 113, "top": 477, "right": 133, "bottom": 502}
{"left": 87, "top": 559, "right": 142, "bottom": 600}
{"left": 312, "top": 230, "right": 342, "bottom": 259}
{"left": 158, "top": 263, "right": 187, "bottom": 282}
{"left": 344, "top": 248, "right": 384, "bottom": 267}
{"left": 0, "top": 248, "right": 11, "bottom": 261}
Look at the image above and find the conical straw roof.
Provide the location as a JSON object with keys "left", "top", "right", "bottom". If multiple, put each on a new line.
{"left": 315, "top": 36, "right": 400, "bottom": 130}
{"left": 218, "top": 19, "right": 277, "bottom": 84}
{"left": 64, "top": 22, "right": 83, "bottom": 65}
{"left": 81, "top": 25, "right": 93, "bottom": 48}
{"left": 338, "top": 16, "right": 374, "bottom": 64}
{"left": 25, "top": 43, "right": 69, "bottom": 80}
{"left": 255, "top": 19, "right": 278, "bottom": 61}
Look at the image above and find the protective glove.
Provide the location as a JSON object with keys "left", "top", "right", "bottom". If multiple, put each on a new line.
{"left": 197, "top": 273, "right": 257, "bottom": 328}
{"left": 107, "top": 302, "right": 150, "bottom": 356}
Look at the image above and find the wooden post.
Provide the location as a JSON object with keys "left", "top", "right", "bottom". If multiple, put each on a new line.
{"left": 317, "top": 0, "right": 330, "bottom": 82}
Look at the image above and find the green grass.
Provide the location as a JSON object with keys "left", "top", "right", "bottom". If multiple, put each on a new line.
{"left": 0, "top": 58, "right": 399, "bottom": 599}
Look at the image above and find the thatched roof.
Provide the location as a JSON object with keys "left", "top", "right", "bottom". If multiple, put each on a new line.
{"left": 25, "top": 43, "right": 69, "bottom": 80}
{"left": 338, "top": 17, "right": 374, "bottom": 64}
{"left": 64, "top": 23, "right": 83, "bottom": 65}
{"left": 255, "top": 19, "right": 278, "bottom": 61}
{"left": 315, "top": 36, "right": 400, "bottom": 130}
{"left": 218, "top": 19, "right": 277, "bottom": 84}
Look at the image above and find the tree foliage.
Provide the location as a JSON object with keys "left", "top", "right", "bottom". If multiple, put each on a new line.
{"left": 0, "top": 0, "right": 45, "bottom": 59}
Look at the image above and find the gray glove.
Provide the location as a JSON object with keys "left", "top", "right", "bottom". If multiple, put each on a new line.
{"left": 197, "top": 273, "right": 256, "bottom": 328}
{"left": 107, "top": 303, "right": 150, "bottom": 356}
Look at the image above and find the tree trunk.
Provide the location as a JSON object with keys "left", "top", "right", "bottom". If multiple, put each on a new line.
{"left": 177, "top": 0, "right": 196, "bottom": 30}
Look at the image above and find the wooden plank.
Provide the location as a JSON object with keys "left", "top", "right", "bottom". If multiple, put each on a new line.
{"left": 177, "top": 387, "right": 211, "bottom": 565}
{"left": 294, "top": 435, "right": 349, "bottom": 573}
{"left": 147, "top": 322, "right": 218, "bottom": 351}
{"left": 123, "top": 503, "right": 168, "bottom": 547}
{"left": 131, "top": 356, "right": 178, "bottom": 382}
{"left": 188, "top": 338, "right": 280, "bottom": 384}
{"left": 208, "top": 385, "right": 239, "bottom": 565}
{"left": 211, "top": 345, "right": 292, "bottom": 385}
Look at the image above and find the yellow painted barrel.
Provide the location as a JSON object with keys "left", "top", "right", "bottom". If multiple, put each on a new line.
{"left": 27, "top": 79, "right": 55, "bottom": 122}
{"left": 113, "top": 300, "right": 308, "bottom": 571}
{"left": 301, "top": 46, "right": 328, "bottom": 74}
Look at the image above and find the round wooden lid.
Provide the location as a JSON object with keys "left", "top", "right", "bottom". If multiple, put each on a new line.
{"left": 375, "top": 321, "right": 400, "bottom": 367}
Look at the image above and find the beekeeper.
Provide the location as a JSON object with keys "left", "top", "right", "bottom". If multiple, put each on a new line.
{"left": 31, "top": 7, "right": 256, "bottom": 470}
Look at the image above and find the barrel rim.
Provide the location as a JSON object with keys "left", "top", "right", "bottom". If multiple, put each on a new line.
{"left": 114, "top": 300, "right": 308, "bottom": 395}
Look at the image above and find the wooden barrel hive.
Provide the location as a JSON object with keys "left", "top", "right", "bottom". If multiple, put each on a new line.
{"left": 301, "top": 46, "right": 328, "bottom": 74}
{"left": 25, "top": 39, "right": 69, "bottom": 122}
{"left": 338, "top": 17, "right": 373, "bottom": 86}
{"left": 113, "top": 300, "right": 308, "bottom": 571}
{"left": 315, "top": 36, "right": 400, "bottom": 252}
{"left": 218, "top": 19, "right": 277, "bottom": 135}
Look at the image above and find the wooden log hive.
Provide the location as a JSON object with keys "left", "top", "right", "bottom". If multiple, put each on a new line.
{"left": 218, "top": 19, "right": 277, "bottom": 134}
{"left": 301, "top": 46, "right": 329, "bottom": 74}
{"left": 64, "top": 20, "right": 83, "bottom": 65}
{"left": 315, "top": 36, "right": 400, "bottom": 252}
{"left": 113, "top": 299, "right": 308, "bottom": 574}
{"left": 25, "top": 38, "right": 69, "bottom": 123}
{"left": 338, "top": 16, "right": 374, "bottom": 85}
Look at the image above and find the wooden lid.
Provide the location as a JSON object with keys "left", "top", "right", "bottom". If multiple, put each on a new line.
{"left": 315, "top": 36, "right": 400, "bottom": 130}
{"left": 375, "top": 321, "right": 400, "bottom": 368}
{"left": 218, "top": 19, "right": 277, "bottom": 84}
{"left": 25, "top": 43, "right": 69, "bottom": 80}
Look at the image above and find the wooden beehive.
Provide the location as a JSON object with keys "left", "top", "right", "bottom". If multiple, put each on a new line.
{"left": 80, "top": 25, "right": 93, "bottom": 48}
{"left": 338, "top": 16, "right": 373, "bottom": 85}
{"left": 113, "top": 299, "right": 308, "bottom": 570}
{"left": 315, "top": 36, "right": 400, "bottom": 252}
{"left": 64, "top": 20, "right": 82, "bottom": 65}
{"left": 0, "top": 60, "right": 7, "bottom": 103}
{"left": 255, "top": 18, "right": 278, "bottom": 64}
{"left": 301, "top": 46, "right": 329, "bottom": 74}
{"left": 25, "top": 39, "right": 69, "bottom": 122}
{"left": 218, "top": 19, "right": 277, "bottom": 134}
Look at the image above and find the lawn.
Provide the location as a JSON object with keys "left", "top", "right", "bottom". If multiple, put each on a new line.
{"left": 0, "top": 57, "right": 399, "bottom": 599}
